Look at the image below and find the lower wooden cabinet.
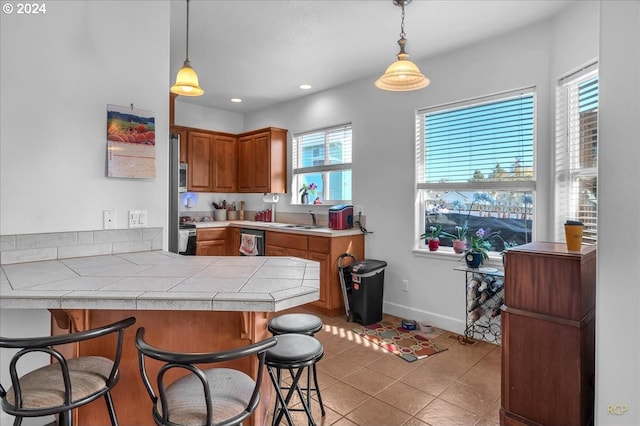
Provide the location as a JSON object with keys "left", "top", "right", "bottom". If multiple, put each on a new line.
{"left": 264, "top": 231, "right": 364, "bottom": 316}
{"left": 501, "top": 242, "right": 596, "bottom": 426}
{"left": 195, "top": 228, "right": 228, "bottom": 256}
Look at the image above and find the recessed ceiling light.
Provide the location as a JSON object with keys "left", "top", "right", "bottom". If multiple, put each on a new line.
{"left": 299, "top": 84, "right": 312, "bottom": 90}
{"left": 230, "top": 98, "right": 242, "bottom": 103}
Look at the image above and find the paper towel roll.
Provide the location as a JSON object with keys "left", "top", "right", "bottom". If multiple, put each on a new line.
{"left": 262, "top": 194, "right": 280, "bottom": 203}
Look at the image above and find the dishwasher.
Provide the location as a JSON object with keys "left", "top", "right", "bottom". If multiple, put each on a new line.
{"left": 239, "top": 228, "right": 265, "bottom": 256}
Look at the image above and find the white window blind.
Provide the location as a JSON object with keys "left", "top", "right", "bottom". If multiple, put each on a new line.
{"left": 415, "top": 89, "right": 537, "bottom": 251}
{"left": 417, "top": 88, "right": 536, "bottom": 191}
{"left": 555, "top": 63, "right": 598, "bottom": 244}
{"left": 292, "top": 124, "right": 352, "bottom": 204}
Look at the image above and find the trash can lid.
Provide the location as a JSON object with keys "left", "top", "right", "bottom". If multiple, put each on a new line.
{"left": 351, "top": 259, "right": 388, "bottom": 275}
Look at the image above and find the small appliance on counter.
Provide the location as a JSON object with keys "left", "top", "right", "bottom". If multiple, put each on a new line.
{"left": 328, "top": 205, "right": 354, "bottom": 230}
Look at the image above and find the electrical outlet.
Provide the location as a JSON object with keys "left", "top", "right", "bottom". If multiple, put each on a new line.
{"left": 354, "top": 205, "right": 365, "bottom": 216}
{"left": 402, "top": 279, "right": 409, "bottom": 292}
{"left": 103, "top": 211, "right": 116, "bottom": 229}
{"left": 129, "top": 210, "right": 140, "bottom": 228}
{"left": 139, "top": 210, "right": 148, "bottom": 227}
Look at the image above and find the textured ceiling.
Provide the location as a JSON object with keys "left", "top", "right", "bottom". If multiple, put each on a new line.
{"left": 170, "top": 0, "right": 571, "bottom": 113}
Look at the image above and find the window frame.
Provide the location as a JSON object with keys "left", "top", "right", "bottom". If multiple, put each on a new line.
{"left": 415, "top": 88, "right": 538, "bottom": 254}
{"left": 554, "top": 62, "right": 598, "bottom": 244}
{"left": 292, "top": 123, "right": 353, "bottom": 205}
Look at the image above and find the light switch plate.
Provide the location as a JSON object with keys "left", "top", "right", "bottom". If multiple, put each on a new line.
{"left": 103, "top": 211, "right": 116, "bottom": 229}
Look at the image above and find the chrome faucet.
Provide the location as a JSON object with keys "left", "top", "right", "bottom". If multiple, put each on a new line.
{"left": 309, "top": 210, "right": 317, "bottom": 226}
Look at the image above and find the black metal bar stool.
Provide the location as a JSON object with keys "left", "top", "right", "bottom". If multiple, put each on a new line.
{"left": 265, "top": 333, "right": 324, "bottom": 426}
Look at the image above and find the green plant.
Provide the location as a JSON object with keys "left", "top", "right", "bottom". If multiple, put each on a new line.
{"left": 299, "top": 182, "right": 317, "bottom": 196}
{"left": 440, "top": 220, "right": 468, "bottom": 241}
{"left": 420, "top": 224, "right": 442, "bottom": 241}
{"left": 467, "top": 228, "right": 500, "bottom": 260}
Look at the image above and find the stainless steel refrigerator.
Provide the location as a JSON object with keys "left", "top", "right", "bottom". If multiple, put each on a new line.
{"left": 168, "top": 132, "right": 180, "bottom": 253}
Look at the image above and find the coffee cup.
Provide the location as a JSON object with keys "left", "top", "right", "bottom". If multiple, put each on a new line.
{"left": 564, "top": 220, "right": 584, "bottom": 251}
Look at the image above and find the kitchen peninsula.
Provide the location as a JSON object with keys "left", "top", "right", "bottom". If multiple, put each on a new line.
{"left": 0, "top": 249, "right": 319, "bottom": 426}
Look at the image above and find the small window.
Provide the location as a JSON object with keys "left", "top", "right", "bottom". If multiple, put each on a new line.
{"left": 416, "top": 89, "right": 536, "bottom": 253}
{"left": 292, "top": 124, "right": 352, "bottom": 205}
{"left": 555, "top": 63, "right": 598, "bottom": 244}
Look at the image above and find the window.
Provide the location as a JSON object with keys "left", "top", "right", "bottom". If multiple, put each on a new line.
{"left": 416, "top": 89, "right": 536, "bottom": 252}
{"left": 555, "top": 63, "right": 598, "bottom": 244}
{"left": 292, "top": 124, "right": 352, "bottom": 205}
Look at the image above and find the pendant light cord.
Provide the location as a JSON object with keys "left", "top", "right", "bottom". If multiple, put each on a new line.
{"left": 185, "top": 0, "right": 190, "bottom": 62}
{"left": 399, "top": 1, "right": 406, "bottom": 38}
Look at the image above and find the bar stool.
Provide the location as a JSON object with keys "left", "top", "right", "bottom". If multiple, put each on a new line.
{"left": 265, "top": 334, "right": 324, "bottom": 426}
{"left": 268, "top": 314, "right": 325, "bottom": 422}
{"left": 268, "top": 313, "right": 323, "bottom": 336}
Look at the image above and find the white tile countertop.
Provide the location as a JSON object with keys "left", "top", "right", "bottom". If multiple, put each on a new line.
{"left": 0, "top": 251, "right": 319, "bottom": 312}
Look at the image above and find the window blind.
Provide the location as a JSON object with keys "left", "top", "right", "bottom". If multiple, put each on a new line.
{"left": 555, "top": 63, "right": 598, "bottom": 244}
{"left": 417, "top": 88, "right": 536, "bottom": 192}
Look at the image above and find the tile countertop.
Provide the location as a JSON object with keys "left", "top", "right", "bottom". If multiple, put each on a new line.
{"left": 189, "top": 220, "right": 364, "bottom": 236}
{"left": 0, "top": 251, "right": 319, "bottom": 312}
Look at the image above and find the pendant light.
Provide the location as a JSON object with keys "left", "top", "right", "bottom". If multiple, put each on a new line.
{"left": 171, "top": 0, "right": 204, "bottom": 96}
{"left": 375, "top": 0, "right": 429, "bottom": 91}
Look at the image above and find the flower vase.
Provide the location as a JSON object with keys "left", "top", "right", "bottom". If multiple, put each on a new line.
{"left": 465, "top": 252, "right": 484, "bottom": 268}
{"left": 301, "top": 192, "right": 309, "bottom": 204}
{"left": 453, "top": 240, "right": 467, "bottom": 254}
{"left": 428, "top": 238, "right": 440, "bottom": 251}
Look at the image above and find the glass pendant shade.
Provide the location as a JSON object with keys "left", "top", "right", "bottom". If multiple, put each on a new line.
{"left": 171, "top": 60, "right": 204, "bottom": 96}
{"left": 375, "top": 37, "right": 429, "bottom": 91}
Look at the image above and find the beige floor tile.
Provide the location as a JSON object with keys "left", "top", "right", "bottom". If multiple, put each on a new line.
{"left": 320, "top": 382, "right": 371, "bottom": 416}
{"left": 330, "top": 417, "right": 360, "bottom": 426}
{"left": 398, "top": 365, "right": 456, "bottom": 397}
{"left": 345, "top": 397, "right": 412, "bottom": 426}
{"left": 341, "top": 366, "right": 397, "bottom": 396}
{"left": 438, "top": 380, "right": 499, "bottom": 415}
{"left": 375, "top": 382, "right": 436, "bottom": 416}
{"left": 365, "top": 351, "right": 421, "bottom": 378}
{"left": 415, "top": 398, "right": 481, "bottom": 426}
{"left": 317, "top": 353, "right": 365, "bottom": 379}
{"left": 402, "top": 417, "right": 432, "bottom": 426}
{"left": 339, "top": 338, "right": 389, "bottom": 366}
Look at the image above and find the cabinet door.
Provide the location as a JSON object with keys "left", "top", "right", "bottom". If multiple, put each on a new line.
{"left": 265, "top": 245, "right": 286, "bottom": 257}
{"left": 237, "top": 135, "right": 254, "bottom": 192}
{"left": 212, "top": 135, "right": 237, "bottom": 192}
{"left": 170, "top": 126, "right": 188, "bottom": 163}
{"left": 196, "top": 240, "right": 226, "bottom": 256}
{"left": 251, "top": 132, "right": 271, "bottom": 193}
{"left": 187, "top": 131, "right": 214, "bottom": 192}
{"left": 308, "top": 251, "right": 331, "bottom": 308}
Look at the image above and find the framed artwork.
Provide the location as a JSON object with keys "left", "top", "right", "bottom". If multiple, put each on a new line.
{"left": 106, "top": 104, "right": 155, "bottom": 178}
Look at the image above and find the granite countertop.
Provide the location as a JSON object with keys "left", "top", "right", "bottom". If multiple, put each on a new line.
{"left": 0, "top": 251, "right": 319, "bottom": 312}
{"left": 189, "top": 220, "right": 364, "bottom": 236}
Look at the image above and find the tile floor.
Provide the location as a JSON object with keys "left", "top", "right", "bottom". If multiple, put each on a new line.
{"left": 267, "top": 307, "right": 501, "bottom": 426}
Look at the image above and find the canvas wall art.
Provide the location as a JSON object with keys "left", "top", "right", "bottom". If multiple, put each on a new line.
{"left": 107, "top": 104, "right": 155, "bottom": 178}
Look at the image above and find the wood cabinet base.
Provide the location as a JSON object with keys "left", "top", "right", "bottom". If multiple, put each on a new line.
{"left": 50, "top": 309, "right": 272, "bottom": 426}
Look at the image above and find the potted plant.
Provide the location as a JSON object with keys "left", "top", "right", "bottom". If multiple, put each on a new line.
{"left": 465, "top": 228, "right": 499, "bottom": 268}
{"left": 420, "top": 224, "right": 442, "bottom": 251}
{"left": 299, "top": 182, "right": 317, "bottom": 204}
{"left": 440, "top": 220, "right": 469, "bottom": 254}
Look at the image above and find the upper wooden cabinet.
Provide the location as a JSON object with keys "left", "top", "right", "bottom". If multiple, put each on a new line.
{"left": 169, "top": 126, "right": 189, "bottom": 164}
{"left": 212, "top": 134, "right": 238, "bottom": 192}
{"left": 238, "top": 127, "right": 287, "bottom": 194}
{"left": 187, "top": 131, "right": 215, "bottom": 192}
{"left": 186, "top": 130, "right": 238, "bottom": 193}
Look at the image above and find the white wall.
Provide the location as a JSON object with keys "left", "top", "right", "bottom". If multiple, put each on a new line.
{"left": 0, "top": 2, "right": 170, "bottom": 425}
{"left": 174, "top": 99, "right": 244, "bottom": 133}
{"left": 596, "top": 2, "right": 640, "bottom": 424}
{"left": 0, "top": 1, "right": 170, "bottom": 238}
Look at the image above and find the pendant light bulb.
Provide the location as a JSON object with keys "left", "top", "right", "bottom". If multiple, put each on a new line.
{"left": 171, "top": 0, "right": 204, "bottom": 96}
{"left": 375, "top": 0, "right": 429, "bottom": 92}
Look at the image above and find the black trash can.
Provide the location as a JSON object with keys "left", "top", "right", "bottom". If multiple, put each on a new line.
{"left": 350, "top": 259, "right": 388, "bottom": 325}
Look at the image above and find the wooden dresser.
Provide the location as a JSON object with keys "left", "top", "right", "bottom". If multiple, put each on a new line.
{"left": 501, "top": 242, "right": 596, "bottom": 426}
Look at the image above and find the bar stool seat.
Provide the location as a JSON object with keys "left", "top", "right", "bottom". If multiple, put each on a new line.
{"left": 265, "top": 334, "right": 324, "bottom": 426}
{"left": 268, "top": 313, "right": 323, "bottom": 336}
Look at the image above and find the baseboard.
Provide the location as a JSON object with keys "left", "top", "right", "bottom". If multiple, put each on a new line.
{"left": 383, "top": 301, "right": 466, "bottom": 335}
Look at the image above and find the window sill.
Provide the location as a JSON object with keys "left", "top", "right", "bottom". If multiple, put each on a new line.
{"left": 412, "top": 247, "right": 504, "bottom": 268}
